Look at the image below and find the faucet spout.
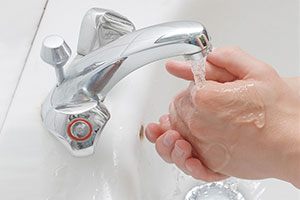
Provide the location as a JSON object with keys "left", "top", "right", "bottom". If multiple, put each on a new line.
{"left": 41, "top": 9, "right": 212, "bottom": 156}
{"left": 52, "top": 21, "right": 211, "bottom": 106}
{"left": 89, "top": 21, "right": 211, "bottom": 98}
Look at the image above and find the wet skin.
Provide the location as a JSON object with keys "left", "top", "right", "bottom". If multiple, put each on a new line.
{"left": 145, "top": 47, "right": 300, "bottom": 188}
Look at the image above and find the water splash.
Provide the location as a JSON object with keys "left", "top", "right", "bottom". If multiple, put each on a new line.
{"left": 186, "top": 53, "right": 207, "bottom": 88}
{"left": 191, "top": 56, "right": 207, "bottom": 88}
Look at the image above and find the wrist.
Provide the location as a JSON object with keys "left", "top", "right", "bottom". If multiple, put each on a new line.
{"left": 284, "top": 120, "right": 300, "bottom": 189}
{"left": 270, "top": 106, "right": 300, "bottom": 188}
{"left": 290, "top": 140, "right": 300, "bottom": 189}
{"left": 274, "top": 85, "right": 300, "bottom": 188}
{"left": 289, "top": 146, "right": 300, "bottom": 189}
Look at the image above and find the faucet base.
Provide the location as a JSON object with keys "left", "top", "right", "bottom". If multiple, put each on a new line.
{"left": 41, "top": 89, "right": 110, "bottom": 157}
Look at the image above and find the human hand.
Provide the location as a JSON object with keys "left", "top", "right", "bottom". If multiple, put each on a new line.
{"left": 146, "top": 47, "right": 300, "bottom": 188}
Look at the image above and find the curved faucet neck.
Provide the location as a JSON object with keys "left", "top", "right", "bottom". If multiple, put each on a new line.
{"left": 52, "top": 21, "right": 211, "bottom": 106}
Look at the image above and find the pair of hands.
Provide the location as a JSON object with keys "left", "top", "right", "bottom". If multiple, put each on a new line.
{"left": 145, "top": 47, "right": 300, "bottom": 188}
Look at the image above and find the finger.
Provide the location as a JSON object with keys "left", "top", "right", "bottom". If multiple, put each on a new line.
{"left": 185, "top": 157, "right": 228, "bottom": 182}
{"left": 172, "top": 90, "right": 196, "bottom": 131}
{"left": 169, "top": 100, "right": 191, "bottom": 138}
{"left": 166, "top": 60, "right": 236, "bottom": 82}
{"left": 207, "top": 46, "right": 267, "bottom": 79}
{"left": 171, "top": 139, "right": 193, "bottom": 175}
{"left": 145, "top": 123, "right": 164, "bottom": 143}
{"left": 166, "top": 61, "right": 194, "bottom": 80}
{"left": 206, "top": 62, "right": 236, "bottom": 82}
{"left": 159, "top": 114, "right": 171, "bottom": 131}
{"left": 155, "top": 130, "right": 182, "bottom": 163}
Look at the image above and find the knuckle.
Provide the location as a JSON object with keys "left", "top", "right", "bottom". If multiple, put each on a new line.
{"left": 188, "top": 120, "right": 203, "bottom": 137}
{"left": 256, "top": 63, "right": 279, "bottom": 78}
{"left": 228, "top": 46, "right": 242, "bottom": 53}
{"left": 192, "top": 88, "right": 218, "bottom": 108}
{"left": 224, "top": 46, "right": 243, "bottom": 56}
{"left": 155, "top": 146, "right": 173, "bottom": 163}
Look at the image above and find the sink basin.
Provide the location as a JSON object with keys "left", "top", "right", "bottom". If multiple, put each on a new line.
{"left": 0, "top": 58, "right": 299, "bottom": 199}
{"left": 0, "top": 0, "right": 299, "bottom": 199}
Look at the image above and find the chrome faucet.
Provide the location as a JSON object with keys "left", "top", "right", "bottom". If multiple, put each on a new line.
{"left": 40, "top": 8, "right": 212, "bottom": 157}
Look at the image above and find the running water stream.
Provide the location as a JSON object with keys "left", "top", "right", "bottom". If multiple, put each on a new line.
{"left": 187, "top": 53, "right": 207, "bottom": 88}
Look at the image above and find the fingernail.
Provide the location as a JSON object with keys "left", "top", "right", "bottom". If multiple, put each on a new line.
{"left": 160, "top": 115, "right": 170, "bottom": 124}
{"left": 185, "top": 162, "right": 193, "bottom": 173}
{"left": 145, "top": 127, "right": 154, "bottom": 141}
{"left": 174, "top": 144, "right": 184, "bottom": 157}
{"left": 163, "top": 132, "right": 174, "bottom": 147}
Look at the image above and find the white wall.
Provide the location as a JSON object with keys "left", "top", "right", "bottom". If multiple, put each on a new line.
{"left": 0, "top": 0, "right": 47, "bottom": 131}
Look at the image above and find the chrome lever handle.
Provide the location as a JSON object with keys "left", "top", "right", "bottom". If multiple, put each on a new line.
{"left": 77, "top": 8, "right": 135, "bottom": 56}
{"left": 40, "top": 35, "right": 72, "bottom": 85}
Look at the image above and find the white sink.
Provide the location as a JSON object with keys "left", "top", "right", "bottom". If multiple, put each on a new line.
{"left": 0, "top": 0, "right": 299, "bottom": 199}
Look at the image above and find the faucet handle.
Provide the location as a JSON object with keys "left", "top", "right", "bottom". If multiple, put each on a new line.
{"left": 77, "top": 8, "right": 135, "bottom": 56}
{"left": 43, "top": 99, "right": 110, "bottom": 157}
{"left": 40, "top": 35, "right": 72, "bottom": 85}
